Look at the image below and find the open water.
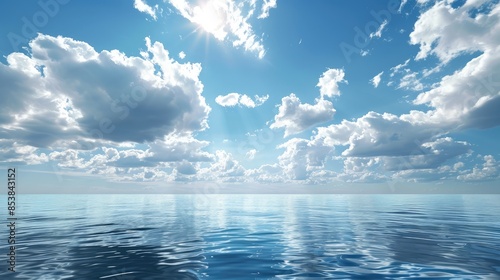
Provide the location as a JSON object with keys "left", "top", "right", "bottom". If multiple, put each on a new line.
{"left": 1, "top": 194, "right": 499, "bottom": 279}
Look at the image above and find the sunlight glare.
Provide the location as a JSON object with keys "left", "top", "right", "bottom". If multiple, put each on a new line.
{"left": 192, "top": 1, "right": 227, "bottom": 40}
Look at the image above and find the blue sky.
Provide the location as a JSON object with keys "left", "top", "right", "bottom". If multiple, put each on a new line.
{"left": 1, "top": 0, "right": 499, "bottom": 192}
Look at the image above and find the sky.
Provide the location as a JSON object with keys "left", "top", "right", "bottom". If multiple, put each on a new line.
{"left": 0, "top": 0, "right": 499, "bottom": 193}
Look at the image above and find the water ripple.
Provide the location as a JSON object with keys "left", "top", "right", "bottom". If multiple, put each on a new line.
{"left": 1, "top": 194, "right": 499, "bottom": 279}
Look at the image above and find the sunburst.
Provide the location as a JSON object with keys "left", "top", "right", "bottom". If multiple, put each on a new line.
{"left": 191, "top": 1, "right": 227, "bottom": 41}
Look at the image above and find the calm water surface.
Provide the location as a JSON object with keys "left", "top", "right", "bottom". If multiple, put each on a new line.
{"left": 1, "top": 195, "right": 499, "bottom": 279}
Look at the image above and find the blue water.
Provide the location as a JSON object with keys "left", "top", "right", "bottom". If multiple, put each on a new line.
{"left": 1, "top": 195, "right": 500, "bottom": 279}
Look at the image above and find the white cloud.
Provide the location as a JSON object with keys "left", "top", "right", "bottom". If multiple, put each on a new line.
{"left": 215, "top": 92, "right": 240, "bottom": 107}
{"left": 410, "top": 0, "right": 500, "bottom": 63}
{"left": 386, "top": 1, "right": 500, "bottom": 128}
{"left": 458, "top": 155, "right": 499, "bottom": 181}
{"left": 270, "top": 69, "right": 345, "bottom": 137}
{"left": 49, "top": 149, "right": 86, "bottom": 169}
{"left": 414, "top": 48, "right": 500, "bottom": 128}
{"left": 246, "top": 149, "right": 257, "bottom": 159}
{"left": 134, "top": 0, "right": 158, "bottom": 20}
{"left": 270, "top": 94, "right": 335, "bottom": 137}
{"left": 317, "top": 68, "right": 347, "bottom": 98}
{"left": 258, "top": 0, "right": 277, "bottom": 19}
{"left": 334, "top": 157, "right": 388, "bottom": 183}
{"left": 254, "top": 94, "right": 270, "bottom": 106}
{"left": 312, "top": 111, "right": 448, "bottom": 158}
{"left": 390, "top": 59, "right": 410, "bottom": 77}
{"left": 169, "top": 0, "right": 266, "bottom": 58}
{"left": 380, "top": 137, "right": 471, "bottom": 171}
{"left": 146, "top": 134, "right": 214, "bottom": 163}
{"left": 399, "top": 0, "right": 408, "bottom": 12}
{"left": 277, "top": 138, "right": 332, "bottom": 180}
{"left": 0, "top": 142, "right": 48, "bottom": 165}
{"left": 407, "top": 1, "right": 500, "bottom": 129}
{"left": 371, "top": 71, "right": 383, "bottom": 88}
{"left": 215, "top": 93, "right": 268, "bottom": 108}
{"left": 45, "top": 133, "right": 217, "bottom": 182}
{"left": 369, "top": 20, "right": 388, "bottom": 38}
{"left": 266, "top": 134, "right": 471, "bottom": 183}
{"left": 239, "top": 94, "right": 256, "bottom": 107}
{"left": 299, "top": 136, "right": 470, "bottom": 183}
{"left": 387, "top": 59, "right": 425, "bottom": 92}
{"left": 297, "top": 2, "right": 500, "bottom": 182}
{"left": 245, "top": 164, "right": 284, "bottom": 183}
{"left": 179, "top": 51, "right": 186, "bottom": 59}
{"left": 198, "top": 150, "right": 246, "bottom": 182}
{"left": 397, "top": 71, "right": 424, "bottom": 91}
{"left": 302, "top": 3, "right": 500, "bottom": 182}
{"left": 0, "top": 34, "right": 211, "bottom": 148}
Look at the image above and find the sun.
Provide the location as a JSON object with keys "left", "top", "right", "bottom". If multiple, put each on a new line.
{"left": 191, "top": 1, "right": 227, "bottom": 40}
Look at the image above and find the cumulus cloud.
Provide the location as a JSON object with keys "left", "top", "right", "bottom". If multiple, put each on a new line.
{"left": 410, "top": 0, "right": 500, "bottom": 63}
{"left": 407, "top": 0, "right": 500, "bottom": 130}
{"left": 273, "top": 109, "right": 469, "bottom": 182}
{"left": 414, "top": 49, "right": 500, "bottom": 128}
{"left": 245, "top": 164, "right": 283, "bottom": 183}
{"left": 371, "top": 71, "right": 383, "bottom": 88}
{"left": 270, "top": 68, "right": 346, "bottom": 137}
{"left": 240, "top": 94, "right": 257, "bottom": 108}
{"left": 215, "top": 93, "right": 239, "bottom": 107}
{"left": 0, "top": 33, "right": 225, "bottom": 184}
{"left": 215, "top": 93, "right": 268, "bottom": 108}
{"left": 335, "top": 157, "right": 388, "bottom": 183}
{"left": 270, "top": 94, "right": 335, "bottom": 137}
{"left": 134, "top": 0, "right": 159, "bottom": 20}
{"left": 391, "top": 1, "right": 500, "bottom": 126}
{"left": 169, "top": 0, "right": 267, "bottom": 58}
{"left": 317, "top": 68, "right": 347, "bottom": 98}
{"left": 312, "top": 111, "right": 447, "bottom": 158}
{"left": 458, "top": 155, "right": 499, "bottom": 181}
{"left": 380, "top": 137, "right": 471, "bottom": 171}
{"left": 146, "top": 135, "right": 214, "bottom": 163}
{"left": 277, "top": 138, "right": 332, "bottom": 180}
{"left": 175, "top": 160, "right": 198, "bottom": 175}
{"left": 262, "top": 127, "right": 462, "bottom": 183}
{"left": 46, "top": 133, "right": 216, "bottom": 181}
{"left": 283, "top": 135, "right": 471, "bottom": 183}
{"left": 0, "top": 34, "right": 211, "bottom": 147}
{"left": 199, "top": 150, "right": 246, "bottom": 181}
{"left": 387, "top": 59, "right": 427, "bottom": 91}
{"left": 49, "top": 149, "right": 86, "bottom": 169}
{"left": 0, "top": 142, "right": 48, "bottom": 165}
